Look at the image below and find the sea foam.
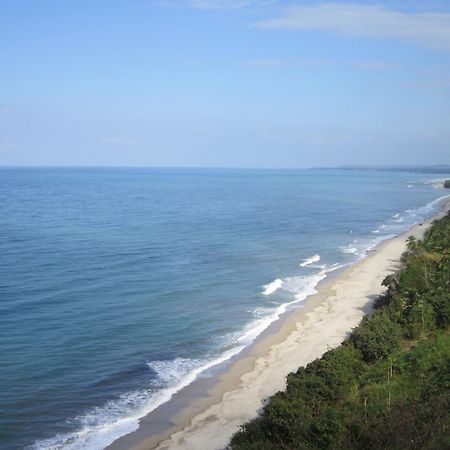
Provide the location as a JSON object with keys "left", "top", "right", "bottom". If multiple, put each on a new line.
{"left": 262, "top": 278, "right": 283, "bottom": 295}
{"left": 299, "top": 254, "right": 320, "bottom": 267}
{"left": 340, "top": 245, "right": 358, "bottom": 254}
{"left": 392, "top": 213, "right": 404, "bottom": 223}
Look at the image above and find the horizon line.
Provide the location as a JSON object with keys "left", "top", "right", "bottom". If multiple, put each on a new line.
{"left": 1, "top": 164, "right": 450, "bottom": 171}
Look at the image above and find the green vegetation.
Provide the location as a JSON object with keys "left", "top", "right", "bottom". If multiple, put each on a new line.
{"left": 230, "top": 212, "right": 450, "bottom": 450}
{"left": 444, "top": 179, "right": 450, "bottom": 189}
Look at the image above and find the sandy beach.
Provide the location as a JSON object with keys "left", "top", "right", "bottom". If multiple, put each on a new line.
{"left": 109, "top": 196, "right": 450, "bottom": 450}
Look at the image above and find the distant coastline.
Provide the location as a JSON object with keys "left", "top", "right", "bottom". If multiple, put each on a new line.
{"left": 312, "top": 164, "right": 450, "bottom": 174}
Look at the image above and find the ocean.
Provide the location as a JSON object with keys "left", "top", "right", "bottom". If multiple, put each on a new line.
{"left": 0, "top": 167, "right": 448, "bottom": 450}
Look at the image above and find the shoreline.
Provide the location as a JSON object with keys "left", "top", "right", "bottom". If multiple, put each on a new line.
{"left": 108, "top": 195, "right": 450, "bottom": 450}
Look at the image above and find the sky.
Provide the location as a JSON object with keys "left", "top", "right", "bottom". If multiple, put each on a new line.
{"left": 1, "top": 0, "right": 450, "bottom": 168}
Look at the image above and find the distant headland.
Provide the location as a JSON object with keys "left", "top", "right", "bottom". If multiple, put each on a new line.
{"left": 313, "top": 164, "right": 450, "bottom": 174}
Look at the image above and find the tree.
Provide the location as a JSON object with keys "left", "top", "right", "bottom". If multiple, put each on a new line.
{"left": 350, "top": 310, "right": 402, "bottom": 362}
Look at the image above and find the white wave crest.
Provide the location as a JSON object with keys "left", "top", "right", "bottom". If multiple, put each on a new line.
{"left": 262, "top": 278, "right": 283, "bottom": 295}
{"left": 409, "top": 194, "right": 450, "bottom": 216}
{"left": 340, "top": 245, "right": 358, "bottom": 254}
{"left": 299, "top": 254, "right": 320, "bottom": 267}
{"left": 241, "top": 268, "right": 343, "bottom": 347}
{"left": 424, "top": 178, "right": 447, "bottom": 189}
{"left": 307, "top": 264, "right": 327, "bottom": 269}
{"left": 392, "top": 213, "right": 404, "bottom": 223}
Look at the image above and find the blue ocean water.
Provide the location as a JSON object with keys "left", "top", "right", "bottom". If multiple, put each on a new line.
{"left": 0, "top": 168, "right": 448, "bottom": 450}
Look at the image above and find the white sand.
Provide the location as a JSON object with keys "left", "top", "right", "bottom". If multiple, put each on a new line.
{"left": 113, "top": 199, "right": 449, "bottom": 450}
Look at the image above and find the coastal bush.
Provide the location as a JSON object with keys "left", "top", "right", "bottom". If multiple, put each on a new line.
{"left": 289, "top": 344, "right": 363, "bottom": 400}
{"left": 350, "top": 310, "right": 402, "bottom": 362}
{"left": 229, "top": 212, "right": 450, "bottom": 450}
{"left": 423, "top": 211, "right": 450, "bottom": 252}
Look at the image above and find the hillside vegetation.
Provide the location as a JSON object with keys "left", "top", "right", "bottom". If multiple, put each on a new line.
{"left": 230, "top": 212, "right": 450, "bottom": 450}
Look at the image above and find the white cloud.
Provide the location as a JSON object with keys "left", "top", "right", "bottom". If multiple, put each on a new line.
{"left": 255, "top": 3, "right": 450, "bottom": 51}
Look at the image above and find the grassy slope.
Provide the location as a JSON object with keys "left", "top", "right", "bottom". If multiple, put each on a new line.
{"left": 230, "top": 212, "right": 450, "bottom": 450}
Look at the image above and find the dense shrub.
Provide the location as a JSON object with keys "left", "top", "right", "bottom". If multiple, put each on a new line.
{"left": 350, "top": 310, "right": 402, "bottom": 362}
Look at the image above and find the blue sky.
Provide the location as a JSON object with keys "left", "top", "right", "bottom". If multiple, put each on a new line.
{"left": 1, "top": 0, "right": 450, "bottom": 167}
